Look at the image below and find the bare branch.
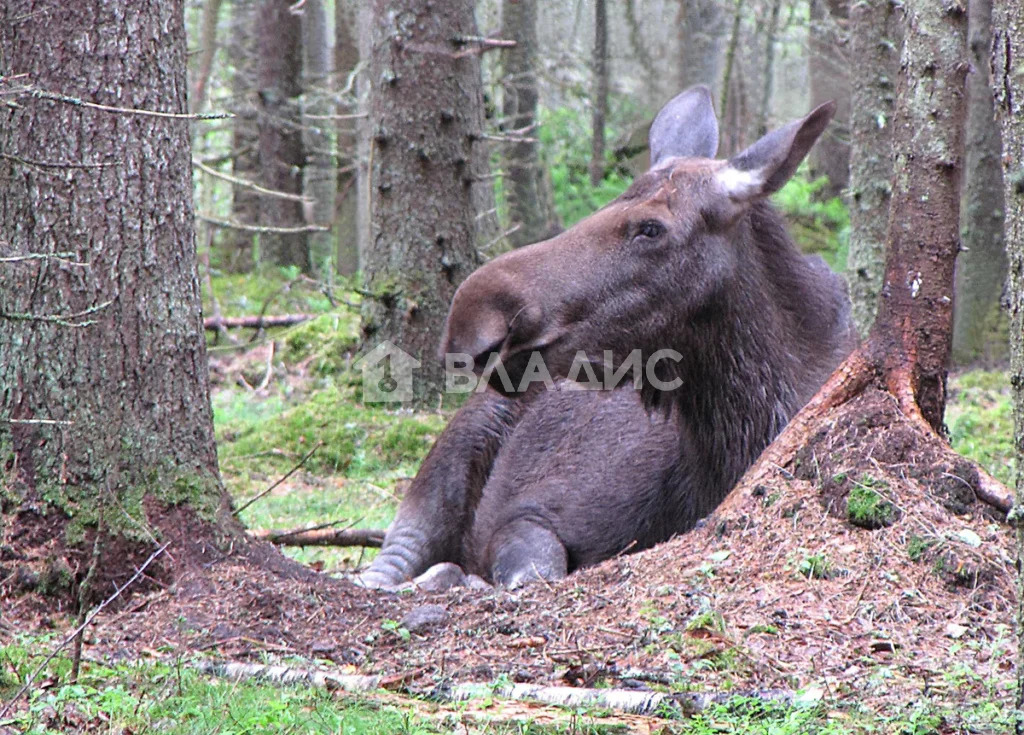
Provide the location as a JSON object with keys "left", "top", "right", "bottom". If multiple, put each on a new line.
{"left": 234, "top": 441, "right": 324, "bottom": 516}
{"left": 192, "top": 159, "right": 313, "bottom": 203}
{"left": 197, "top": 213, "right": 328, "bottom": 234}
{"left": 0, "top": 299, "right": 114, "bottom": 328}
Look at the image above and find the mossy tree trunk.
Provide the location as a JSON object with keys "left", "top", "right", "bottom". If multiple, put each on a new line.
{"left": 0, "top": 0, "right": 237, "bottom": 593}
{"left": 952, "top": 0, "right": 1007, "bottom": 365}
{"left": 846, "top": 0, "right": 901, "bottom": 337}
{"left": 361, "top": 0, "right": 485, "bottom": 405}
{"left": 990, "top": 0, "right": 1024, "bottom": 727}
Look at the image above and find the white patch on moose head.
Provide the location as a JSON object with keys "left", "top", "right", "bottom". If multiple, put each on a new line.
{"left": 714, "top": 165, "right": 765, "bottom": 201}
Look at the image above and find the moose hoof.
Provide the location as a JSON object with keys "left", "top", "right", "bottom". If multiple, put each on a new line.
{"left": 410, "top": 562, "right": 473, "bottom": 592}
{"left": 351, "top": 570, "right": 403, "bottom": 592}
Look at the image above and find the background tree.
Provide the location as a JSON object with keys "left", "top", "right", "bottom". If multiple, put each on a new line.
{"left": 501, "top": 0, "right": 560, "bottom": 248}
{"left": 675, "top": 0, "right": 727, "bottom": 100}
{"left": 256, "top": 0, "right": 309, "bottom": 270}
{"left": 807, "top": 0, "right": 851, "bottom": 197}
{"left": 334, "top": 0, "right": 361, "bottom": 275}
{"left": 301, "top": 0, "right": 337, "bottom": 270}
{"left": 361, "top": 0, "right": 487, "bottom": 404}
{"left": 846, "top": 0, "right": 901, "bottom": 336}
{"left": 589, "top": 0, "right": 609, "bottom": 187}
{"left": 953, "top": 0, "right": 1007, "bottom": 365}
{"left": 0, "top": 0, "right": 236, "bottom": 594}
{"left": 225, "top": 0, "right": 260, "bottom": 273}
{"left": 990, "top": 0, "right": 1023, "bottom": 726}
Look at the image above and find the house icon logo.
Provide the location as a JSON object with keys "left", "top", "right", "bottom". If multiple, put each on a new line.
{"left": 354, "top": 341, "right": 421, "bottom": 403}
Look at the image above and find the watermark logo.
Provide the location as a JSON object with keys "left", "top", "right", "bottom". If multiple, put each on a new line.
{"left": 354, "top": 341, "right": 421, "bottom": 403}
{"left": 358, "top": 342, "right": 683, "bottom": 404}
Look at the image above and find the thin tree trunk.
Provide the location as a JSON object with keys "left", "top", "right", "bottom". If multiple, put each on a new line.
{"left": 846, "top": 0, "right": 901, "bottom": 336}
{"left": 807, "top": 0, "right": 851, "bottom": 197}
{"left": 756, "top": 0, "right": 783, "bottom": 137}
{"left": 226, "top": 0, "right": 259, "bottom": 273}
{"left": 502, "top": 0, "right": 559, "bottom": 248}
{"left": 191, "top": 0, "right": 225, "bottom": 113}
{"left": 362, "top": 0, "right": 484, "bottom": 405}
{"left": 301, "top": 0, "right": 336, "bottom": 273}
{"left": 952, "top": 0, "right": 1007, "bottom": 365}
{"left": 256, "top": 0, "right": 309, "bottom": 271}
{"left": 719, "top": 0, "right": 743, "bottom": 154}
{"left": 990, "top": 2, "right": 1023, "bottom": 729}
{"left": 334, "top": 0, "right": 360, "bottom": 275}
{"left": 0, "top": 0, "right": 236, "bottom": 590}
{"left": 676, "top": 0, "right": 727, "bottom": 102}
{"left": 589, "top": 0, "right": 609, "bottom": 188}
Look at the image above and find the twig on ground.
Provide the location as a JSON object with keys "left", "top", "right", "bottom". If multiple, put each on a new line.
{"left": 202, "top": 313, "right": 315, "bottom": 331}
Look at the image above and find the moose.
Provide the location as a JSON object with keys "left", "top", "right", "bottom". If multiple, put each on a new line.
{"left": 357, "top": 86, "right": 856, "bottom": 590}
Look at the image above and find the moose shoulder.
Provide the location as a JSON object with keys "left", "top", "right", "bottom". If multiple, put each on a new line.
{"left": 357, "top": 86, "right": 856, "bottom": 590}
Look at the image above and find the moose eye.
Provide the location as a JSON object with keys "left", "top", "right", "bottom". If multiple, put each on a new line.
{"left": 634, "top": 220, "right": 666, "bottom": 241}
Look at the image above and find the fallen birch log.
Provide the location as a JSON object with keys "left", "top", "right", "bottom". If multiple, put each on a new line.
{"left": 203, "top": 313, "right": 315, "bottom": 331}
{"left": 251, "top": 526, "right": 385, "bottom": 548}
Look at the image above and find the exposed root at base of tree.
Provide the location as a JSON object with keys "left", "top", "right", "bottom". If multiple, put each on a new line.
{"left": 723, "top": 345, "right": 1014, "bottom": 518}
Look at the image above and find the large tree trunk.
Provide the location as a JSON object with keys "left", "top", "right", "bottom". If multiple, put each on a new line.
{"left": 256, "top": 0, "right": 310, "bottom": 271}
{"left": 361, "top": 0, "right": 484, "bottom": 405}
{"left": 501, "top": 0, "right": 560, "bottom": 248}
{"left": 226, "top": 0, "right": 259, "bottom": 273}
{"left": 846, "top": 0, "right": 901, "bottom": 337}
{"left": 589, "top": 0, "right": 609, "bottom": 188}
{"left": 0, "top": 0, "right": 237, "bottom": 596}
{"left": 301, "top": 0, "right": 336, "bottom": 272}
{"left": 807, "top": 0, "right": 851, "bottom": 198}
{"left": 952, "top": 0, "right": 1007, "bottom": 365}
{"left": 334, "top": 0, "right": 361, "bottom": 275}
{"left": 990, "top": 1, "right": 1023, "bottom": 727}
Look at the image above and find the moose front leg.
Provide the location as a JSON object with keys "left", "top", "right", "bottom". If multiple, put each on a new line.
{"left": 355, "top": 389, "right": 521, "bottom": 590}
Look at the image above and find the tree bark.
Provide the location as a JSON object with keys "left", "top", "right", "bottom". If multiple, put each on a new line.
{"left": 0, "top": 0, "right": 236, "bottom": 593}
{"left": 256, "top": 0, "right": 310, "bottom": 271}
{"left": 589, "top": 0, "right": 609, "bottom": 188}
{"left": 301, "top": 0, "right": 336, "bottom": 272}
{"left": 362, "top": 0, "right": 484, "bottom": 405}
{"left": 334, "top": 0, "right": 361, "bottom": 275}
{"left": 807, "top": 0, "right": 851, "bottom": 198}
{"left": 952, "top": 0, "right": 1007, "bottom": 365}
{"left": 501, "top": 0, "right": 559, "bottom": 248}
{"left": 846, "top": 0, "right": 901, "bottom": 336}
{"left": 990, "top": 1, "right": 1023, "bottom": 727}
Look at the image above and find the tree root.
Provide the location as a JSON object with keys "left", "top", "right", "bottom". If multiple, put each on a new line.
{"left": 721, "top": 345, "right": 1013, "bottom": 516}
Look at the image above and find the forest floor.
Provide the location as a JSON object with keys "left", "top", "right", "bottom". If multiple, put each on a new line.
{"left": 1, "top": 273, "right": 1017, "bottom": 733}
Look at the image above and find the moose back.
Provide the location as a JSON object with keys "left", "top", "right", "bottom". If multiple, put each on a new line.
{"left": 358, "top": 86, "right": 856, "bottom": 590}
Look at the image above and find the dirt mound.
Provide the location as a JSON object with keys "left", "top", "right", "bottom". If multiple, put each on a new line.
{"left": 3, "top": 388, "right": 1014, "bottom": 715}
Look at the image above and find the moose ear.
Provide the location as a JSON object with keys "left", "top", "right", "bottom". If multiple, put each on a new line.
{"left": 714, "top": 100, "right": 836, "bottom": 202}
{"left": 649, "top": 85, "right": 719, "bottom": 169}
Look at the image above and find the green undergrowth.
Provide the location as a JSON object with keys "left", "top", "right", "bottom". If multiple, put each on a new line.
{"left": 0, "top": 636, "right": 1012, "bottom": 734}
{"left": 0, "top": 639, "right": 440, "bottom": 735}
{"left": 947, "top": 369, "right": 1015, "bottom": 485}
{"left": 205, "top": 265, "right": 340, "bottom": 319}
{"left": 772, "top": 169, "right": 850, "bottom": 270}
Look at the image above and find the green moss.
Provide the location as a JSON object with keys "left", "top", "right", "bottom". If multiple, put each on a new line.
{"left": 907, "top": 534, "right": 936, "bottom": 562}
{"left": 216, "top": 383, "right": 447, "bottom": 478}
{"left": 847, "top": 483, "right": 897, "bottom": 530}
{"left": 280, "top": 313, "right": 360, "bottom": 376}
